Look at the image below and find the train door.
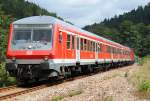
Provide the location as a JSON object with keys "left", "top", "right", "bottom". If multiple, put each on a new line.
{"left": 76, "top": 36, "right": 80, "bottom": 62}
{"left": 95, "top": 43, "right": 98, "bottom": 61}
{"left": 111, "top": 47, "right": 113, "bottom": 61}
{"left": 60, "top": 31, "right": 65, "bottom": 62}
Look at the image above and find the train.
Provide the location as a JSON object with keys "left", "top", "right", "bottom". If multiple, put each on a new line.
{"left": 5, "top": 16, "right": 134, "bottom": 84}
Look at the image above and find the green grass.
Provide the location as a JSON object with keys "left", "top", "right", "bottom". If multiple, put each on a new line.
{"left": 68, "top": 90, "right": 82, "bottom": 97}
{"left": 50, "top": 90, "right": 82, "bottom": 101}
{"left": 129, "top": 55, "right": 150, "bottom": 100}
{"left": 138, "top": 80, "right": 150, "bottom": 92}
{"left": 51, "top": 95, "right": 64, "bottom": 101}
{"left": 138, "top": 55, "right": 150, "bottom": 66}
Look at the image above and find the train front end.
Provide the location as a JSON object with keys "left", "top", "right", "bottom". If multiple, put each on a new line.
{"left": 5, "top": 16, "right": 55, "bottom": 83}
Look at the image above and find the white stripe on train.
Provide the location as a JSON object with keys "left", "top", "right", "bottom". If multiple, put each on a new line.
{"left": 6, "top": 58, "right": 131, "bottom": 64}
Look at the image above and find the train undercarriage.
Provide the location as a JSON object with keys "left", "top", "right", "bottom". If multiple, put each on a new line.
{"left": 5, "top": 60, "right": 134, "bottom": 85}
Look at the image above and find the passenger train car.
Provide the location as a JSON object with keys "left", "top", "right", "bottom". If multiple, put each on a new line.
{"left": 6, "top": 16, "right": 134, "bottom": 83}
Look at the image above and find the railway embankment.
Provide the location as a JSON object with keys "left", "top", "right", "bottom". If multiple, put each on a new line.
{"left": 4, "top": 63, "right": 149, "bottom": 101}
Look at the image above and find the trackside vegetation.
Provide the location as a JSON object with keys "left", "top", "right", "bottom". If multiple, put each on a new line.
{"left": 129, "top": 55, "right": 150, "bottom": 100}
{"left": 51, "top": 90, "right": 83, "bottom": 101}
{"left": 0, "top": 62, "right": 16, "bottom": 87}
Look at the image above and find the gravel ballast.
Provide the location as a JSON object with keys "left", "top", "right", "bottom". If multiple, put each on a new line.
{"left": 6, "top": 65, "right": 148, "bottom": 101}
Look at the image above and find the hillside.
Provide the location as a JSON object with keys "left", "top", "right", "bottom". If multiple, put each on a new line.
{"left": 84, "top": 3, "right": 150, "bottom": 57}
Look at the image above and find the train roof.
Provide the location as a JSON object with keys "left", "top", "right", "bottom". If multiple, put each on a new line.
{"left": 13, "top": 16, "right": 56, "bottom": 25}
{"left": 13, "top": 16, "right": 130, "bottom": 50}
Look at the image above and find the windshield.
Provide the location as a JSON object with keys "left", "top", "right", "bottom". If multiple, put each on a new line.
{"left": 11, "top": 28, "right": 52, "bottom": 50}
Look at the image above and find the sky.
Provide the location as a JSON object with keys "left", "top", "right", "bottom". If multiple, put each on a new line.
{"left": 27, "top": 0, "right": 150, "bottom": 27}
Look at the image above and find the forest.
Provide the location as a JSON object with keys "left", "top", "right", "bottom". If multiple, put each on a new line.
{"left": 84, "top": 3, "right": 150, "bottom": 57}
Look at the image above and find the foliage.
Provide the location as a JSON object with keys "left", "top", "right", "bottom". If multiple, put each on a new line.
{"left": 139, "top": 55, "right": 150, "bottom": 65}
{"left": 0, "top": 62, "right": 16, "bottom": 87}
{"left": 0, "top": 15, "right": 11, "bottom": 61}
{"left": 138, "top": 80, "right": 150, "bottom": 92}
{"left": 84, "top": 3, "right": 150, "bottom": 57}
{"left": 129, "top": 56, "right": 150, "bottom": 99}
{"left": 0, "top": 0, "right": 60, "bottom": 19}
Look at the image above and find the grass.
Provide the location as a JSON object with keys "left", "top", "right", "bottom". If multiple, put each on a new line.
{"left": 129, "top": 55, "right": 150, "bottom": 100}
{"left": 68, "top": 90, "right": 82, "bottom": 97}
{"left": 50, "top": 90, "right": 82, "bottom": 101}
{"left": 103, "top": 96, "right": 114, "bottom": 101}
{"left": 51, "top": 95, "right": 64, "bottom": 101}
{"left": 138, "top": 80, "right": 150, "bottom": 92}
{"left": 138, "top": 55, "right": 150, "bottom": 66}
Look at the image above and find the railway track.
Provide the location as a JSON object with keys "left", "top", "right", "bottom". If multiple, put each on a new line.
{"left": 0, "top": 73, "right": 97, "bottom": 100}
{"left": 0, "top": 85, "right": 17, "bottom": 93}
{"left": 0, "top": 77, "right": 84, "bottom": 100}
{"left": 0, "top": 65, "right": 133, "bottom": 101}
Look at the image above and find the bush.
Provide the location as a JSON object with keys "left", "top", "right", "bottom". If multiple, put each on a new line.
{"left": 138, "top": 80, "right": 150, "bottom": 92}
{"left": 139, "top": 55, "right": 150, "bottom": 66}
{"left": 0, "top": 62, "right": 16, "bottom": 87}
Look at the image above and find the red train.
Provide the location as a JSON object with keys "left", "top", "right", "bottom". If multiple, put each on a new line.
{"left": 6, "top": 16, "right": 134, "bottom": 83}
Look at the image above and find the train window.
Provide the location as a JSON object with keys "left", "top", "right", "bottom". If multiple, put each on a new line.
{"left": 88, "top": 40, "right": 91, "bottom": 51}
{"left": 67, "top": 34, "right": 71, "bottom": 49}
{"left": 113, "top": 47, "right": 115, "bottom": 53}
{"left": 108, "top": 46, "right": 110, "bottom": 53}
{"left": 93, "top": 42, "right": 95, "bottom": 52}
{"left": 115, "top": 48, "right": 117, "bottom": 54}
{"left": 90, "top": 41, "right": 93, "bottom": 51}
{"left": 91, "top": 42, "right": 93, "bottom": 52}
{"left": 100, "top": 44, "right": 102, "bottom": 52}
{"left": 13, "top": 30, "right": 31, "bottom": 41}
{"left": 33, "top": 29, "right": 51, "bottom": 42}
{"left": 72, "top": 35, "right": 74, "bottom": 49}
{"left": 106, "top": 46, "right": 108, "bottom": 53}
{"left": 87, "top": 40, "right": 89, "bottom": 51}
{"left": 59, "top": 32, "right": 62, "bottom": 43}
{"left": 118, "top": 49, "right": 120, "bottom": 54}
{"left": 109, "top": 46, "right": 111, "bottom": 53}
{"left": 77, "top": 37, "right": 79, "bottom": 50}
{"left": 98, "top": 44, "right": 100, "bottom": 53}
{"left": 116, "top": 48, "right": 118, "bottom": 54}
{"left": 96, "top": 43, "right": 98, "bottom": 52}
{"left": 86, "top": 40, "right": 88, "bottom": 51}
{"left": 80, "top": 38, "right": 83, "bottom": 50}
{"left": 84, "top": 39, "right": 87, "bottom": 51}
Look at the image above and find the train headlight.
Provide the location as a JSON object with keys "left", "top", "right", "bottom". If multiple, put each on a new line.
{"left": 44, "top": 56, "right": 48, "bottom": 61}
{"left": 12, "top": 57, "right": 16, "bottom": 62}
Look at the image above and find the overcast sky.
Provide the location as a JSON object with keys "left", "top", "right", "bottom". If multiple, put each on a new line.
{"left": 27, "top": 0, "right": 150, "bottom": 27}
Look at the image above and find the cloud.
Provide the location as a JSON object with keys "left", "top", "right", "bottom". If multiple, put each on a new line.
{"left": 27, "top": 0, "right": 150, "bottom": 27}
